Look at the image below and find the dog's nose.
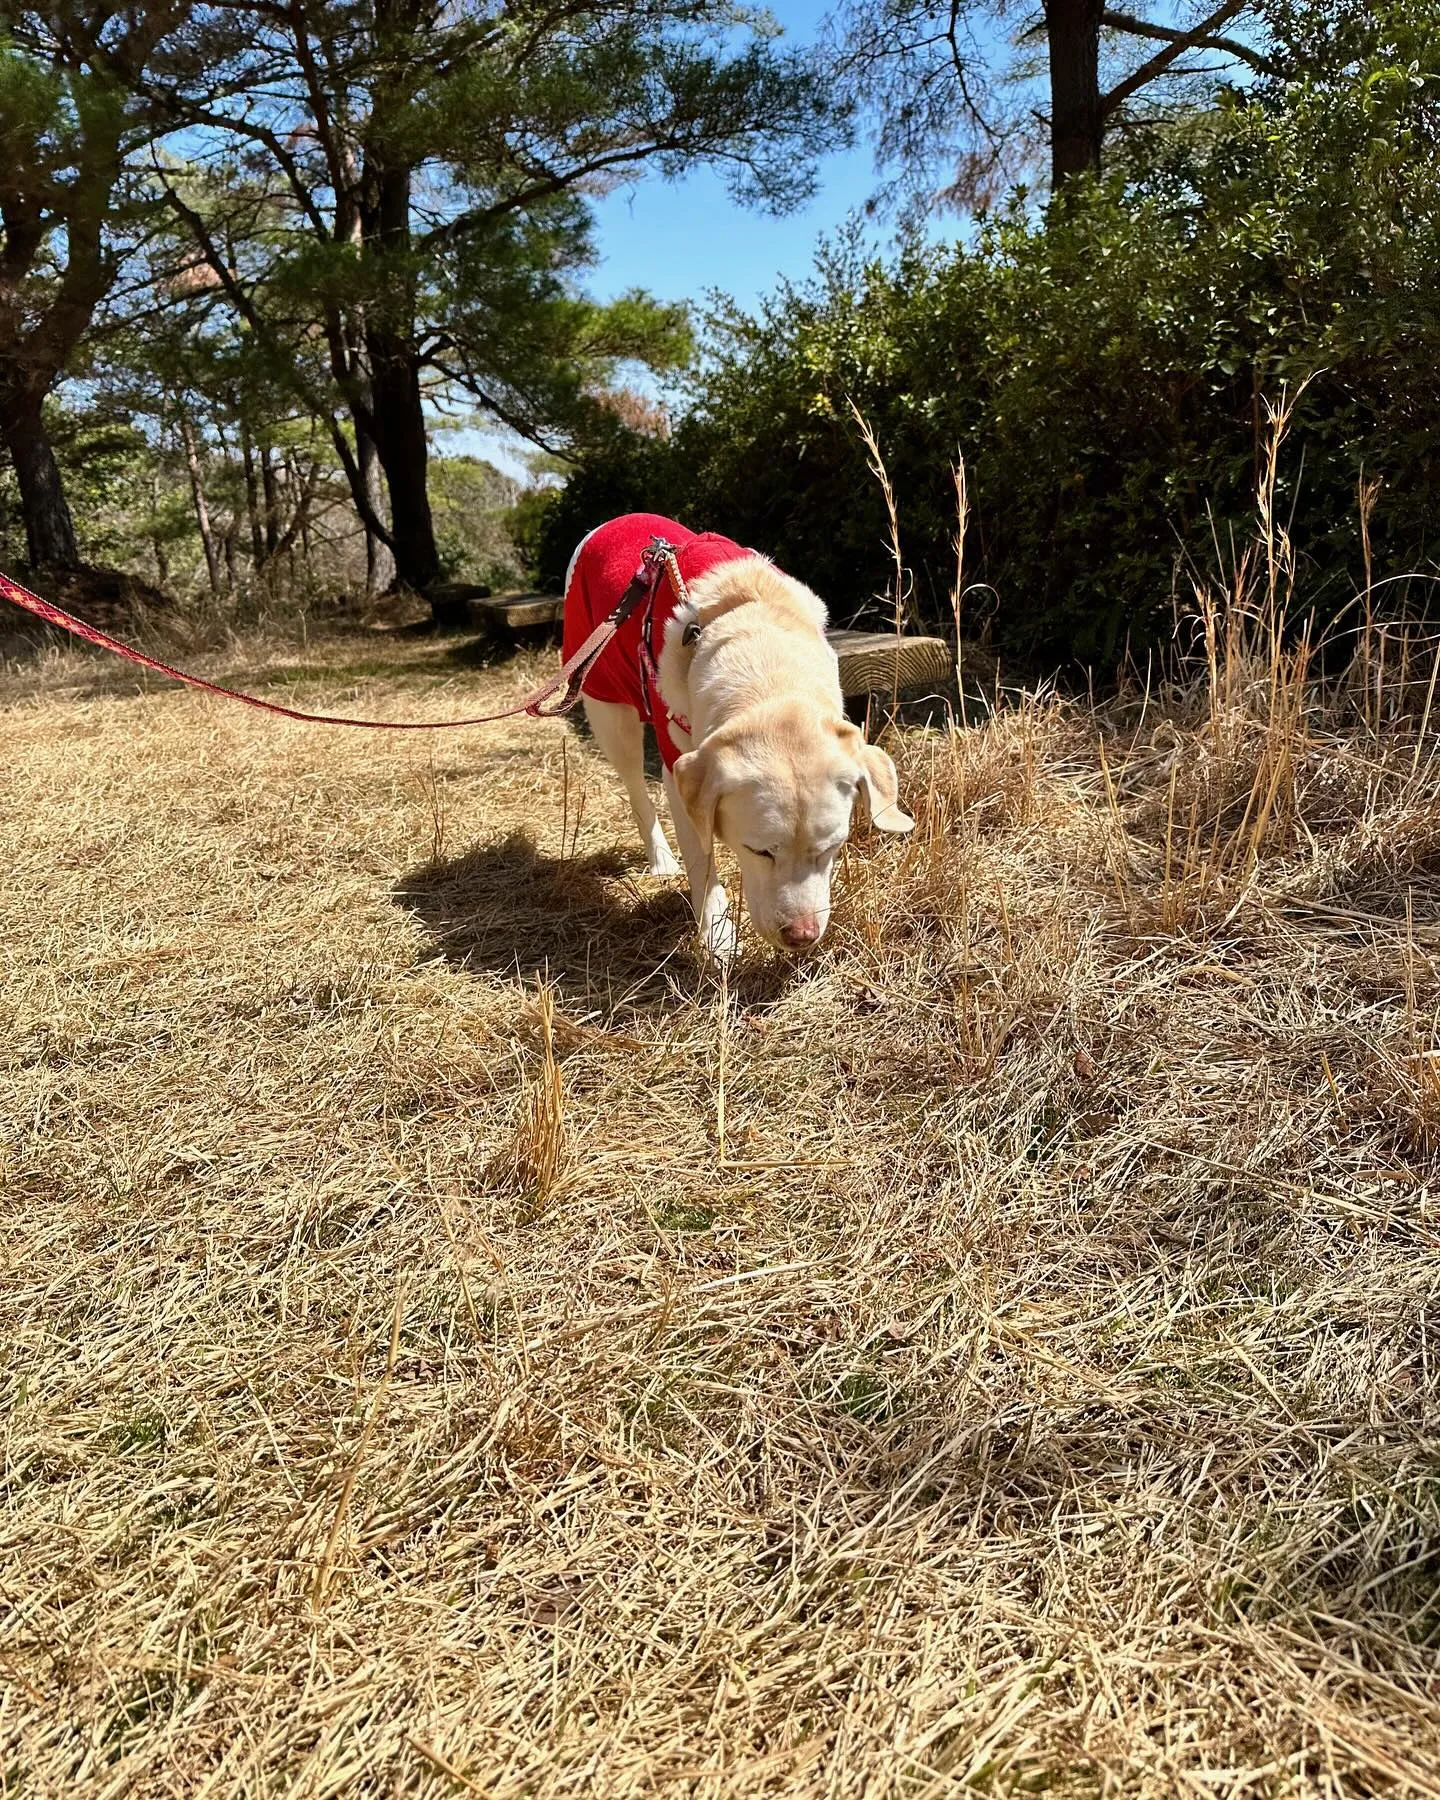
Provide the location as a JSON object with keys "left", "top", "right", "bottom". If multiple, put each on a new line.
{"left": 779, "top": 915, "right": 821, "bottom": 949}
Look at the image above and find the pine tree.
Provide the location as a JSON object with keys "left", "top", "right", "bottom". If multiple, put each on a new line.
{"left": 142, "top": 0, "right": 844, "bottom": 606}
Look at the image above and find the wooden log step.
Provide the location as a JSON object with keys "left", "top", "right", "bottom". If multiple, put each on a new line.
{"left": 826, "top": 630, "right": 953, "bottom": 698}
{"left": 462, "top": 596, "right": 962, "bottom": 701}
{"left": 471, "top": 590, "right": 565, "bottom": 630}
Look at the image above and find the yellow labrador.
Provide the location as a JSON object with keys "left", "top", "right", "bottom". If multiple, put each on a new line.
{"left": 568, "top": 519, "right": 912, "bottom": 963}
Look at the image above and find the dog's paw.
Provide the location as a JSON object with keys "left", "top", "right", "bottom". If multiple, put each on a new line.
{"left": 699, "top": 911, "right": 740, "bottom": 968}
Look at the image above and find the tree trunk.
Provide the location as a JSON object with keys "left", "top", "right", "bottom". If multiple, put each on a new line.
{"left": 240, "top": 424, "right": 266, "bottom": 575}
{"left": 364, "top": 266, "right": 442, "bottom": 595}
{"left": 333, "top": 127, "right": 399, "bottom": 592}
{"left": 298, "top": 461, "right": 314, "bottom": 563}
{"left": 357, "top": 421, "right": 395, "bottom": 595}
{"left": 260, "top": 444, "right": 281, "bottom": 560}
{"left": 1044, "top": 0, "right": 1105, "bottom": 186}
{"left": 362, "top": 3, "right": 443, "bottom": 605}
{"left": 178, "top": 411, "right": 224, "bottom": 598}
{"left": 149, "top": 461, "right": 170, "bottom": 588}
{"left": 0, "top": 7, "right": 177, "bottom": 580}
{"left": 2, "top": 388, "right": 81, "bottom": 569}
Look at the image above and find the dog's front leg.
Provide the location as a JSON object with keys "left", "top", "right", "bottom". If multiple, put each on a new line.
{"left": 583, "top": 697, "right": 680, "bottom": 876}
{"left": 663, "top": 767, "right": 737, "bottom": 966}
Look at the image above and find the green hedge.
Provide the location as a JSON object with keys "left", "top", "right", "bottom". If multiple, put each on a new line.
{"left": 529, "top": 3, "right": 1440, "bottom": 670}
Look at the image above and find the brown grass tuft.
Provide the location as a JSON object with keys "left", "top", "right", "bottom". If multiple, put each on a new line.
{"left": 485, "top": 981, "right": 570, "bottom": 1214}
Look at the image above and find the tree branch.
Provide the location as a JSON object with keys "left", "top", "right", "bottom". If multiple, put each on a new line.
{"left": 272, "top": 453, "right": 324, "bottom": 558}
{"left": 421, "top": 130, "right": 769, "bottom": 252}
{"left": 140, "top": 88, "right": 336, "bottom": 239}
{"left": 943, "top": 0, "right": 1001, "bottom": 147}
{"left": 1102, "top": 1, "right": 1276, "bottom": 116}
{"left": 282, "top": 0, "right": 354, "bottom": 228}
{"left": 1104, "top": 3, "right": 1274, "bottom": 72}
{"left": 432, "top": 355, "right": 579, "bottom": 461}
{"left": 155, "top": 167, "right": 396, "bottom": 552}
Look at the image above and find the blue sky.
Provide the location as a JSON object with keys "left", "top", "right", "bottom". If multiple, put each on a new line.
{"left": 586, "top": 145, "right": 880, "bottom": 315}
{"left": 449, "top": 0, "right": 907, "bottom": 475}
{"left": 585, "top": 0, "right": 885, "bottom": 316}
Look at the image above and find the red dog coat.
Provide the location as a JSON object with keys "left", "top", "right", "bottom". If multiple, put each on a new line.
{"left": 562, "top": 512, "right": 755, "bottom": 768}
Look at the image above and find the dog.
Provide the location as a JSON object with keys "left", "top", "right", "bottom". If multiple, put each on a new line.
{"left": 562, "top": 512, "right": 913, "bottom": 962}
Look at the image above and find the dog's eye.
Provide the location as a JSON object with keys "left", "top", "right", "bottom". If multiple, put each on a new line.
{"left": 746, "top": 846, "right": 775, "bottom": 861}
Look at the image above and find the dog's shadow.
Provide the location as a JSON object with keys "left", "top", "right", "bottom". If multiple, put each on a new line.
{"left": 396, "top": 830, "right": 805, "bottom": 1015}
{"left": 396, "top": 829, "right": 704, "bottom": 1007}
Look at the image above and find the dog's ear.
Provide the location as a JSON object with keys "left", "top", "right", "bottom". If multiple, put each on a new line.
{"left": 856, "top": 741, "right": 914, "bottom": 833}
{"left": 834, "top": 721, "right": 913, "bottom": 833}
{"left": 673, "top": 743, "right": 721, "bottom": 852}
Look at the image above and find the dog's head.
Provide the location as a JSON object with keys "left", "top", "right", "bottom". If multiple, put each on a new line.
{"left": 672, "top": 701, "right": 912, "bottom": 952}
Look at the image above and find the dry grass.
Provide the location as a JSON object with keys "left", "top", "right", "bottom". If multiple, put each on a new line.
{"left": 3, "top": 605, "right": 1440, "bottom": 1798}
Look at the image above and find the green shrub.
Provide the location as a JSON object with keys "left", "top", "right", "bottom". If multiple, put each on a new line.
{"left": 429, "top": 454, "right": 526, "bottom": 589}
{"left": 517, "top": 415, "right": 684, "bottom": 593}
{"left": 539, "top": 2, "right": 1440, "bottom": 670}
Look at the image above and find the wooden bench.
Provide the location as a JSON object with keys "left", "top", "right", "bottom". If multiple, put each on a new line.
{"left": 826, "top": 629, "right": 954, "bottom": 699}
{"left": 473, "top": 593, "right": 956, "bottom": 698}
{"left": 470, "top": 591, "right": 565, "bottom": 630}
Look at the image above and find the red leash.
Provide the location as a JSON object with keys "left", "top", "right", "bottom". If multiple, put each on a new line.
{"left": 0, "top": 543, "right": 679, "bottom": 730}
